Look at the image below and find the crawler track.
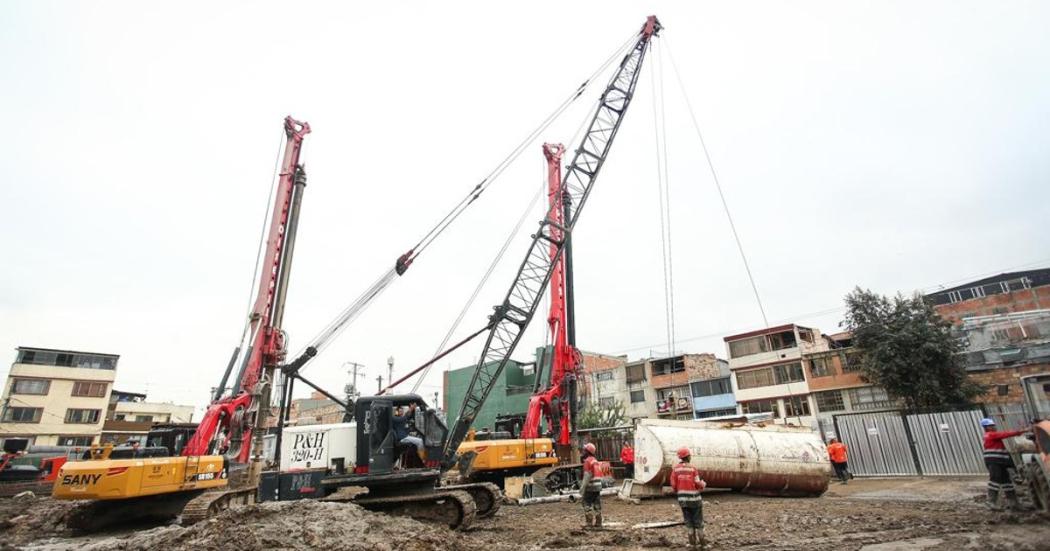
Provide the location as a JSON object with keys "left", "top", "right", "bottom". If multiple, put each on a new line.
{"left": 180, "top": 487, "right": 257, "bottom": 525}
{"left": 442, "top": 481, "right": 502, "bottom": 518}
{"left": 350, "top": 489, "right": 477, "bottom": 530}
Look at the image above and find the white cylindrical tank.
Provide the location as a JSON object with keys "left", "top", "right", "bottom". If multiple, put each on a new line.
{"left": 634, "top": 418, "right": 831, "bottom": 496}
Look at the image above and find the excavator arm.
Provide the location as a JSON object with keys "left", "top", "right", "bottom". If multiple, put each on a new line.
{"left": 442, "top": 16, "right": 661, "bottom": 466}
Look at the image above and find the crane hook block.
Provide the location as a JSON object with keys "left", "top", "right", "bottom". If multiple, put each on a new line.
{"left": 395, "top": 250, "right": 414, "bottom": 275}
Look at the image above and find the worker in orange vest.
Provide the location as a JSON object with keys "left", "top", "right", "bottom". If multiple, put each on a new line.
{"left": 827, "top": 438, "right": 850, "bottom": 484}
{"left": 580, "top": 442, "right": 604, "bottom": 528}
{"left": 670, "top": 447, "right": 708, "bottom": 550}
{"left": 620, "top": 442, "right": 635, "bottom": 480}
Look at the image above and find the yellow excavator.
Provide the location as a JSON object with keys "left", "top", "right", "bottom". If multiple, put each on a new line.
{"left": 52, "top": 116, "right": 312, "bottom": 530}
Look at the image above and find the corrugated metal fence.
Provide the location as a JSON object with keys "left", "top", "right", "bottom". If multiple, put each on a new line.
{"left": 834, "top": 409, "right": 986, "bottom": 476}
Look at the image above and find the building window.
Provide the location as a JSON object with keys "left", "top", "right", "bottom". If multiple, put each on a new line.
{"left": 768, "top": 330, "right": 797, "bottom": 351}
{"left": 997, "top": 384, "right": 1010, "bottom": 396}
{"left": 598, "top": 397, "right": 616, "bottom": 408}
{"left": 841, "top": 352, "right": 862, "bottom": 373}
{"left": 11, "top": 379, "right": 51, "bottom": 395}
{"left": 736, "top": 368, "right": 775, "bottom": 390}
{"left": 65, "top": 408, "right": 102, "bottom": 424}
{"left": 773, "top": 362, "right": 806, "bottom": 384}
{"left": 651, "top": 357, "right": 685, "bottom": 376}
{"left": 808, "top": 357, "right": 832, "bottom": 377}
{"left": 71, "top": 381, "right": 108, "bottom": 398}
{"left": 690, "top": 378, "right": 731, "bottom": 398}
{"left": 15, "top": 350, "right": 116, "bottom": 370}
{"left": 740, "top": 399, "right": 779, "bottom": 417}
{"left": 630, "top": 390, "right": 645, "bottom": 403}
{"left": 595, "top": 371, "right": 613, "bottom": 382}
{"left": 135, "top": 415, "right": 154, "bottom": 423}
{"left": 2, "top": 407, "right": 43, "bottom": 423}
{"left": 626, "top": 363, "right": 647, "bottom": 383}
{"left": 57, "top": 436, "right": 94, "bottom": 447}
{"left": 784, "top": 396, "right": 811, "bottom": 417}
{"left": 695, "top": 408, "right": 736, "bottom": 419}
{"left": 814, "top": 390, "right": 846, "bottom": 412}
{"left": 728, "top": 335, "right": 770, "bottom": 358}
{"left": 848, "top": 387, "right": 894, "bottom": 411}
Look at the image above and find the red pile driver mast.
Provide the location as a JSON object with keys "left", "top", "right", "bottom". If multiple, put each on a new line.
{"left": 183, "top": 116, "right": 311, "bottom": 464}
{"left": 521, "top": 143, "right": 582, "bottom": 455}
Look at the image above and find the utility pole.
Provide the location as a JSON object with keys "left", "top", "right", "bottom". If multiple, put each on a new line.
{"left": 433, "top": 391, "right": 440, "bottom": 410}
{"left": 387, "top": 356, "right": 395, "bottom": 391}
{"left": 376, "top": 375, "right": 383, "bottom": 394}
{"left": 343, "top": 361, "right": 365, "bottom": 402}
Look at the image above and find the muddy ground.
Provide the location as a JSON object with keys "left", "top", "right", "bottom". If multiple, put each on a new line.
{"left": 2, "top": 477, "right": 1048, "bottom": 550}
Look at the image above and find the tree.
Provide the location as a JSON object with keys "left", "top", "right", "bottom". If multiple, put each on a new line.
{"left": 842, "top": 287, "right": 982, "bottom": 410}
{"left": 576, "top": 400, "right": 626, "bottom": 437}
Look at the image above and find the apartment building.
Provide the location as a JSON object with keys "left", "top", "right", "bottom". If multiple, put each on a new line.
{"left": 725, "top": 324, "right": 827, "bottom": 428}
{"left": 100, "top": 389, "right": 195, "bottom": 444}
{"left": 0, "top": 347, "right": 119, "bottom": 446}
{"left": 586, "top": 353, "right": 734, "bottom": 422}
{"left": 591, "top": 358, "right": 655, "bottom": 421}
{"left": 802, "top": 333, "right": 896, "bottom": 436}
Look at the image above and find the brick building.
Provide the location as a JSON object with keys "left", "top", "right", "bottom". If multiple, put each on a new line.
{"left": 926, "top": 268, "right": 1050, "bottom": 324}
{"left": 955, "top": 310, "right": 1050, "bottom": 405}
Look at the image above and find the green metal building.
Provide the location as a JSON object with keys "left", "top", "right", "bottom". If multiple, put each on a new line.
{"left": 443, "top": 346, "right": 552, "bottom": 431}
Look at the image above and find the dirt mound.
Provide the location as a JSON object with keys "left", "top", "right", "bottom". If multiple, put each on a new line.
{"left": 83, "top": 500, "right": 465, "bottom": 551}
{"left": 0, "top": 494, "right": 77, "bottom": 546}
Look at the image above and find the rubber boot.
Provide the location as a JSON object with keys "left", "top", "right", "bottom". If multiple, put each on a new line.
{"left": 584, "top": 512, "right": 593, "bottom": 528}
{"left": 1004, "top": 490, "right": 1023, "bottom": 511}
{"left": 698, "top": 530, "right": 710, "bottom": 551}
{"left": 688, "top": 529, "right": 697, "bottom": 548}
{"left": 594, "top": 512, "right": 603, "bottom": 528}
{"left": 986, "top": 489, "right": 1001, "bottom": 511}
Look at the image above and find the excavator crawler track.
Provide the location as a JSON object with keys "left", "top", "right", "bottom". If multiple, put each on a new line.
{"left": 180, "top": 486, "right": 257, "bottom": 526}
{"left": 345, "top": 489, "right": 477, "bottom": 530}
{"left": 531, "top": 464, "right": 581, "bottom": 494}
{"left": 442, "top": 482, "right": 502, "bottom": 519}
{"left": 66, "top": 491, "right": 204, "bottom": 533}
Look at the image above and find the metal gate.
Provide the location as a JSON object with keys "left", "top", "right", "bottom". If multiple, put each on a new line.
{"left": 834, "top": 411, "right": 918, "bottom": 476}
{"left": 834, "top": 409, "right": 987, "bottom": 477}
{"left": 905, "top": 410, "right": 986, "bottom": 475}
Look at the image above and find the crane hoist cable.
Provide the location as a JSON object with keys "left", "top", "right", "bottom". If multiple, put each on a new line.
{"left": 664, "top": 36, "right": 769, "bottom": 328}
{"left": 409, "top": 183, "right": 546, "bottom": 395}
{"left": 282, "top": 31, "right": 639, "bottom": 374}
{"left": 404, "top": 74, "right": 614, "bottom": 396}
{"left": 649, "top": 37, "right": 677, "bottom": 358}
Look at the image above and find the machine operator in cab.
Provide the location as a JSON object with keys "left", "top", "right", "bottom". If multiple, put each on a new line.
{"left": 671, "top": 446, "right": 708, "bottom": 550}
{"left": 580, "top": 442, "right": 603, "bottom": 528}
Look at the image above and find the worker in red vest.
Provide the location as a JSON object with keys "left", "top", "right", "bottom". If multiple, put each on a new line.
{"left": 580, "top": 442, "right": 604, "bottom": 528}
{"left": 620, "top": 442, "right": 635, "bottom": 480}
{"left": 981, "top": 418, "right": 1027, "bottom": 510}
{"left": 827, "top": 438, "right": 850, "bottom": 484}
{"left": 670, "top": 447, "right": 708, "bottom": 550}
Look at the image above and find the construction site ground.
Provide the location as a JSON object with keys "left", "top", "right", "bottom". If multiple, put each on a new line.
{"left": 2, "top": 476, "right": 1048, "bottom": 550}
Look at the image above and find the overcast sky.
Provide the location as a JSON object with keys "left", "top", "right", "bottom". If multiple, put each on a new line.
{"left": 2, "top": 1, "right": 1048, "bottom": 417}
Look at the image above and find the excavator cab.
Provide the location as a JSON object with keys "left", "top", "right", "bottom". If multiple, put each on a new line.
{"left": 353, "top": 394, "right": 447, "bottom": 475}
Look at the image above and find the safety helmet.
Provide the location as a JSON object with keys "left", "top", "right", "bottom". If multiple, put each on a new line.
{"left": 676, "top": 447, "right": 691, "bottom": 460}
{"left": 980, "top": 418, "right": 997, "bottom": 427}
{"left": 583, "top": 442, "right": 596, "bottom": 454}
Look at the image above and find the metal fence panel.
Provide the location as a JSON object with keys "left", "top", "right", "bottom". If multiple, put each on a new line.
{"left": 986, "top": 403, "right": 1029, "bottom": 431}
{"left": 905, "top": 410, "right": 986, "bottom": 476}
{"left": 835, "top": 411, "right": 919, "bottom": 476}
